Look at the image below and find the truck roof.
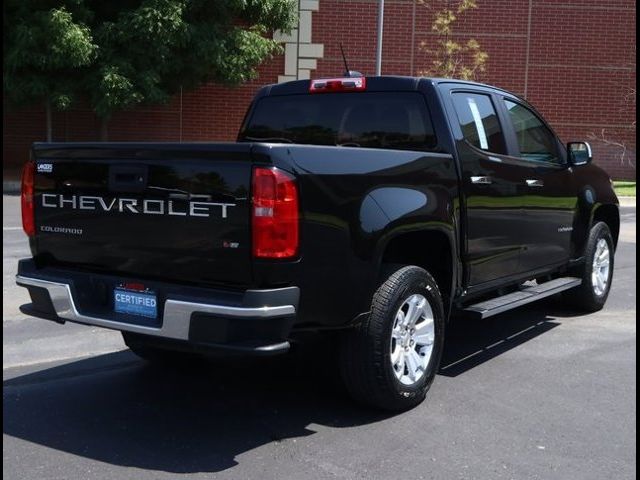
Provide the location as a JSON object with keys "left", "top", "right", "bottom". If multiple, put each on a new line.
{"left": 260, "top": 75, "right": 521, "bottom": 101}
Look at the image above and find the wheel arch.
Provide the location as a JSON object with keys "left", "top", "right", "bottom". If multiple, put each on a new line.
{"left": 573, "top": 197, "right": 621, "bottom": 258}
{"left": 377, "top": 228, "right": 457, "bottom": 319}
{"left": 592, "top": 204, "right": 620, "bottom": 249}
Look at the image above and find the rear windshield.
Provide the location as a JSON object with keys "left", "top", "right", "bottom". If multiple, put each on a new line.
{"left": 240, "top": 92, "right": 437, "bottom": 151}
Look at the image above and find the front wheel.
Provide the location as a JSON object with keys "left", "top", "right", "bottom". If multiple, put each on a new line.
{"left": 340, "top": 265, "right": 445, "bottom": 411}
{"left": 565, "top": 221, "right": 615, "bottom": 312}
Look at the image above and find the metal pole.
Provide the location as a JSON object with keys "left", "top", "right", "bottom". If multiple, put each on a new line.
{"left": 296, "top": 0, "right": 301, "bottom": 79}
{"left": 376, "top": 0, "right": 384, "bottom": 75}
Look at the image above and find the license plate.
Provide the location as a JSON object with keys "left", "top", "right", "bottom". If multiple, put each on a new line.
{"left": 114, "top": 288, "right": 157, "bottom": 318}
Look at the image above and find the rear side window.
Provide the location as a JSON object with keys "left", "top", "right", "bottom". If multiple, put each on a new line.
{"left": 451, "top": 93, "right": 506, "bottom": 154}
{"left": 503, "top": 99, "right": 560, "bottom": 164}
{"left": 240, "top": 92, "right": 437, "bottom": 151}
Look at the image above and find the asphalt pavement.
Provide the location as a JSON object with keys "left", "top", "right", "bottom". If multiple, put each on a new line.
{"left": 3, "top": 194, "right": 636, "bottom": 480}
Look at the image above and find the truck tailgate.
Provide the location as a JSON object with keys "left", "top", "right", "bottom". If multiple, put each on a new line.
{"left": 32, "top": 143, "right": 255, "bottom": 287}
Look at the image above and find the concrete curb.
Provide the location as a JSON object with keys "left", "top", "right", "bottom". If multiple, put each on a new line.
{"left": 618, "top": 196, "right": 636, "bottom": 207}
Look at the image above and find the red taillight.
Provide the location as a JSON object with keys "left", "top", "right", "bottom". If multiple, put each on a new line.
{"left": 21, "top": 160, "right": 36, "bottom": 237}
{"left": 309, "top": 77, "right": 366, "bottom": 93}
{"left": 252, "top": 167, "right": 299, "bottom": 259}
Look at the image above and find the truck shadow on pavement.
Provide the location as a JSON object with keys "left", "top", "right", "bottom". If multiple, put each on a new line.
{"left": 3, "top": 296, "right": 584, "bottom": 474}
{"left": 440, "top": 295, "right": 581, "bottom": 377}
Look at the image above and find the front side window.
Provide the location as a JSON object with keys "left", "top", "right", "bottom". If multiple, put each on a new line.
{"left": 504, "top": 99, "right": 560, "bottom": 164}
{"left": 240, "top": 92, "right": 437, "bottom": 151}
{"left": 451, "top": 92, "right": 507, "bottom": 155}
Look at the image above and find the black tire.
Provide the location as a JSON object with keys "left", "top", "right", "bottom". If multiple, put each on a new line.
{"left": 564, "top": 221, "right": 615, "bottom": 312}
{"left": 122, "top": 331, "right": 199, "bottom": 364}
{"left": 339, "top": 265, "right": 445, "bottom": 411}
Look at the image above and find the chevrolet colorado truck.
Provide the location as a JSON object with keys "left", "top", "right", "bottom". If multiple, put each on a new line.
{"left": 16, "top": 75, "right": 619, "bottom": 411}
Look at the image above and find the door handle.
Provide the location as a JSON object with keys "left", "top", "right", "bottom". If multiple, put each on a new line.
{"left": 526, "top": 179, "right": 544, "bottom": 187}
{"left": 471, "top": 176, "right": 493, "bottom": 185}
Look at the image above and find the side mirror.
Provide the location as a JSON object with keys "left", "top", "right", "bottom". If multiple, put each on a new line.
{"left": 567, "top": 141, "right": 592, "bottom": 166}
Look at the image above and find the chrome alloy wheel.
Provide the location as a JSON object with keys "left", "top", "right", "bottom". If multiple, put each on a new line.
{"left": 390, "top": 294, "right": 435, "bottom": 386}
{"left": 592, "top": 238, "right": 611, "bottom": 296}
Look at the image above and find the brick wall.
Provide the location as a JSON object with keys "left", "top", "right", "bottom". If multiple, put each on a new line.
{"left": 3, "top": 0, "right": 636, "bottom": 180}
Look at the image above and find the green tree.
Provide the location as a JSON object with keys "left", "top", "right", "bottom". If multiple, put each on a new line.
{"left": 4, "top": 0, "right": 296, "bottom": 141}
{"left": 85, "top": 0, "right": 296, "bottom": 139}
{"left": 3, "top": 1, "right": 97, "bottom": 141}
{"left": 418, "top": 0, "right": 488, "bottom": 80}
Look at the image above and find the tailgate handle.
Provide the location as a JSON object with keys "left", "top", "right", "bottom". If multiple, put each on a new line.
{"left": 115, "top": 173, "right": 139, "bottom": 183}
{"left": 109, "top": 165, "right": 148, "bottom": 192}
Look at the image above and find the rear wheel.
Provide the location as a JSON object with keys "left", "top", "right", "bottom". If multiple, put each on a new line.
{"left": 565, "top": 221, "right": 614, "bottom": 312}
{"left": 340, "top": 265, "right": 445, "bottom": 411}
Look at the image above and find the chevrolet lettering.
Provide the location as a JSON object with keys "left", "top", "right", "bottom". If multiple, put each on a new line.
{"left": 16, "top": 76, "right": 619, "bottom": 411}
{"left": 41, "top": 194, "right": 236, "bottom": 218}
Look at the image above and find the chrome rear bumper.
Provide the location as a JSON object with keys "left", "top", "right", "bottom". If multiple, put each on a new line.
{"left": 16, "top": 274, "right": 297, "bottom": 353}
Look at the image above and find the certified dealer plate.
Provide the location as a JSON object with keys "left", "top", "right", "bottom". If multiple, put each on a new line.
{"left": 114, "top": 288, "right": 157, "bottom": 318}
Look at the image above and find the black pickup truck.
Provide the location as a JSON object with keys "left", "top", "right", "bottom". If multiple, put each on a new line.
{"left": 17, "top": 75, "right": 619, "bottom": 410}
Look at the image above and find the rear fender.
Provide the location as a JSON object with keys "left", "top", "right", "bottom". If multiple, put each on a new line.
{"left": 364, "top": 186, "right": 459, "bottom": 318}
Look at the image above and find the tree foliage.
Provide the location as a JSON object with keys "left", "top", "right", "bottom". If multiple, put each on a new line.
{"left": 4, "top": 0, "right": 296, "bottom": 138}
{"left": 418, "top": 0, "right": 488, "bottom": 80}
{"left": 587, "top": 45, "right": 636, "bottom": 170}
{"left": 4, "top": 2, "right": 96, "bottom": 109}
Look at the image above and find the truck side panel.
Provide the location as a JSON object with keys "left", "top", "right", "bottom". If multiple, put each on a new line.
{"left": 253, "top": 144, "right": 460, "bottom": 328}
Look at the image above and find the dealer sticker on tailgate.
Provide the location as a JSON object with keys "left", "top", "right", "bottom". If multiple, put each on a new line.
{"left": 114, "top": 287, "right": 157, "bottom": 318}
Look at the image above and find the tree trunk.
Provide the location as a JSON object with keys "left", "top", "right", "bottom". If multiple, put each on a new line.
{"left": 45, "top": 97, "right": 53, "bottom": 142}
{"left": 99, "top": 117, "right": 109, "bottom": 141}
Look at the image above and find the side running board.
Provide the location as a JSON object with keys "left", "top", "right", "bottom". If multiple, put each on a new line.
{"left": 462, "top": 277, "right": 582, "bottom": 319}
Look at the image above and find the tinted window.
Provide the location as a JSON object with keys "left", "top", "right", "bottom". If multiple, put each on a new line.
{"left": 504, "top": 99, "right": 560, "bottom": 163}
{"left": 240, "top": 92, "right": 437, "bottom": 151}
{"left": 451, "top": 93, "right": 506, "bottom": 154}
